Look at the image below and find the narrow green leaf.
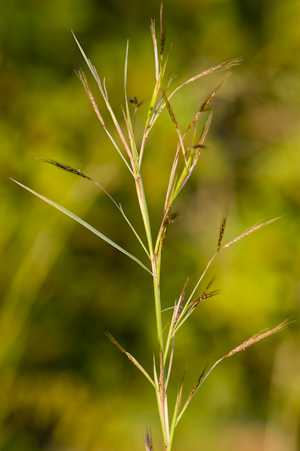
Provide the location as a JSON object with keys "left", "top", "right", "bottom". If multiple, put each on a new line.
{"left": 11, "top": 179, "right": 153, "bottom": 275}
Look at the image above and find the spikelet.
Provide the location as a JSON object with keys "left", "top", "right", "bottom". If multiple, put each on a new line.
{"left": 225, "top": 319, "right": 293, "bottom": 357}
{"left": 222, "top": 216, "right": 282, "bottom": 250}
{"left": 217, "top": 205, "right": 229, "bottom": 251}
{"left": 161, "top": 210, "right": 181, "bottom": 251}
{"left": 143, "top": 426, "right": 154, "bottom": 451}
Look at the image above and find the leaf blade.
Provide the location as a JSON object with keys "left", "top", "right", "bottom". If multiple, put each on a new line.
{"left": 11, "top": 179, "right": 152, "bottom": 275}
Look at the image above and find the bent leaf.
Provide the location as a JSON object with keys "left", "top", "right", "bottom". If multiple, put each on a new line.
{"left": 11, "top": 179, "right": 152, "bottom": 275}
{"left": 105, "top": 332, "right": 156, "bottom": 389}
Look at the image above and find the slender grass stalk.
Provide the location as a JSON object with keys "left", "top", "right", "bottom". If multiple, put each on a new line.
{"left": 11, "top": 3, "right": 292, "bottom": 450}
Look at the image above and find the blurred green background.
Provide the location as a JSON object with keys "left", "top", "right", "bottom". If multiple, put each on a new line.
{"left": 1, "top": 0, "right": 300, "bottom": 450}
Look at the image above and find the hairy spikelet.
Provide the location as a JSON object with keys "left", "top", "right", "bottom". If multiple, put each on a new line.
{"left": 222, "top": 217, "right": 282, "bottom": 250}
{"left": 161, "top": 210, "right": 181, "bottom": 250}
{"left": 143, "top": 426, "right": 154, "bottom": 451}
{"left": 218, "top": 206, "right": 229, "bottom": 250}
{"left": 225, "top": 319, "right": 293, "bottom": 357}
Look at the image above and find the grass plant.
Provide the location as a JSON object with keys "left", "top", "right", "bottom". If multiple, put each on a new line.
{"left": 11, "top": 3, "right": 291, "bottom": 450}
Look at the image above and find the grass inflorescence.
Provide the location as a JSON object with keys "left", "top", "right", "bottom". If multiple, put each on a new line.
{"left": 11, "top": 2, "right": 292, "bottom": 450}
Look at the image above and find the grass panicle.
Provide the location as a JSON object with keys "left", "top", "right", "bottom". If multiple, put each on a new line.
{"left": 192, "top": 319, "right": 295, "bottom": 403}
{"left": 224, "top": 319, "right": 293, "bottom": 358}
{"left": 218, "top": 204, "right": 229, "bottom": 251}
{"left": 143, "top": 426, "right": 154, "bottom": 451}
{"left": 221, "top": 216, "right": 282, "bottom": 250}
{"left": 11, "top": 4, "right": 291, "bottom": 450}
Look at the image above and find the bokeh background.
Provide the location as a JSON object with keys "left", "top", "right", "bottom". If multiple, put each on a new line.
{"left": 1, "top": 0, "right": 300, "bottom": 450}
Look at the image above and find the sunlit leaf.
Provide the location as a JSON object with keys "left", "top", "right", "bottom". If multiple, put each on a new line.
{"left": 11, "top": 179, "right": 153, "bottom": 275}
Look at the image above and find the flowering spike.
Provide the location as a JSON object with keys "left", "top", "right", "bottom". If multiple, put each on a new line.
{"left": 143, "top": 426, "right": 154, "bottom": 451}
{"left": 34, "top": 155, "right": 92, "bottom": 180}
{"left": 176, "top": 356, "right": 211, "bottom": 424}
{"left": 222, "top": 216, "right": 282, "bottom": 250}
{"left": 225, "top": 319, "right": 294, "bottom": 357}
{"left": 161, "top": 210, "right": 181, "bottom": 251}
{"left": 174, "top": 278, "right": 189, "bottom": 327}
{"left": 218, "top": 205, "right": 229, "bottom": 251}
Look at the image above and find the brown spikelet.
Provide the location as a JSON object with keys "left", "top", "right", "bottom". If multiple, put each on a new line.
{"left": 186, "top": 274, "right": 219, "bottom": 313}
{"left": 202, "top": 73, "right": 230, "bottom": 111}
{"left": 203, "top": 273, "right": 217, "bottom": 294}
{"left": 192, "top": 290, "right": 219, "bottom": 308}
{"left": 35, "top": 155, "right": 93, "bottom": 181}
{"left": 143, "top": 426, "right": 154, "bottom": 451}
{"left": 160, "top": 0, "right": 165, "bottom": 55}
{"left": 76, "top": 69, "right": 106, "bottom": 127}
{"left": 189, "top": 290, "right": 219, "bottom": 313}
{"left": 160, "top": 30, "right": 166, "bottom": 57}
{"left": 177, "top": 356, "right": 211, "bottom": 422}
{"left": 163, "top": 90, "right": 178, "bottom": 131}
{"left": 168, "top": 57, "right": 242, "bottom": 103}
{"left": 218, "top": 205, "right": 229, "bottom": 251}
{"left": 187, "top": 74, "right": 230, "bottom": 133}
{"left": 174, "top": 278, "right": 189, "bottom": 326}
{"left": 161, "top": 210, "right": 181, "bottom": 250}
{"left": 189, "top": 357, "right": 210, "bottom": 398}
{"left": 225, "top": 319, "right": 293, "bottom": 358}
{"left": 222, "top": 216, "right": 282, "bottom": 250}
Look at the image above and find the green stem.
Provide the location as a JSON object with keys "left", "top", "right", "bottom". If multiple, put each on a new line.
{"left": 152, "top": 263, "right": 164, "bottom": 352}
{"left": 134, "top": 170, "right": 169, "bottom": 445}
{"left": 134, "top": 173, "right": 164, "bottom": 353}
